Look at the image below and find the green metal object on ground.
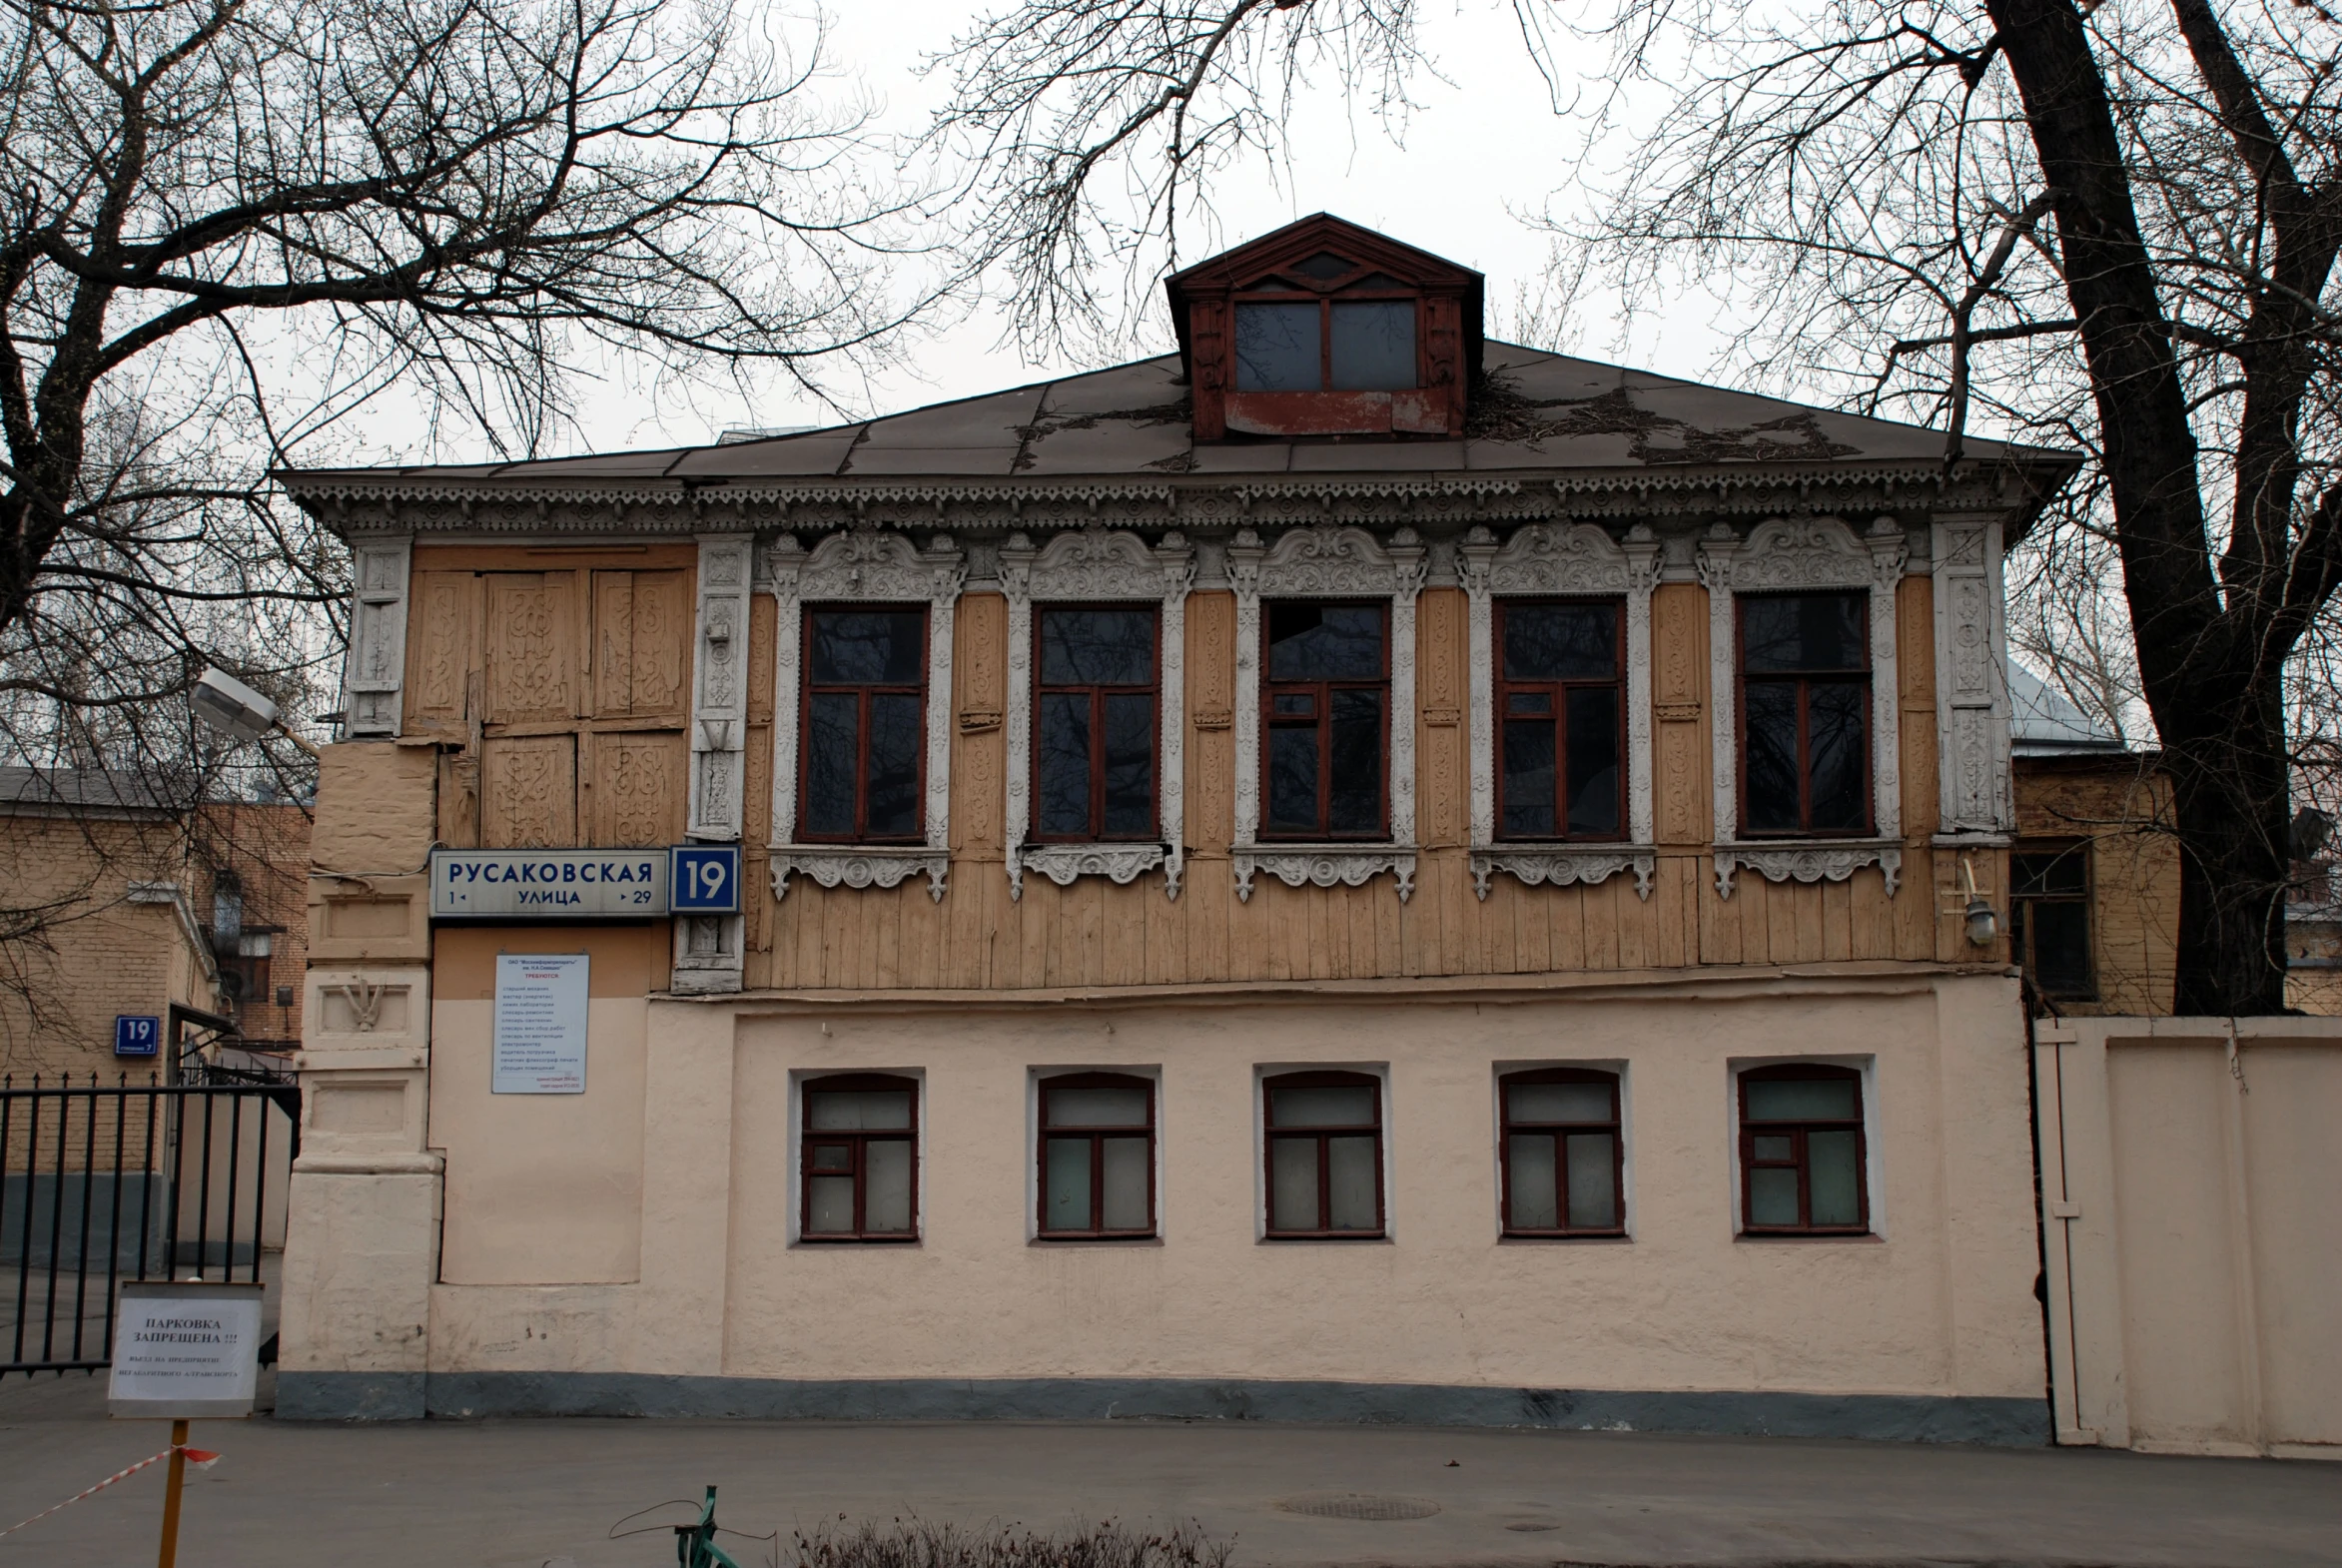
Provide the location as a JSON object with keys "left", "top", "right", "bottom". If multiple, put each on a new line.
{"left": 673, "top": 1486, "right": 743, "bottom": 1568}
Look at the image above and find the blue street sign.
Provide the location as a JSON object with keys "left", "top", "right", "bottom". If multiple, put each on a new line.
{"left": 114, "top": 1015, "right": 161, "bottom": 1057}
{"left": 670, "top": 844, "right": 742, "bottom": 914}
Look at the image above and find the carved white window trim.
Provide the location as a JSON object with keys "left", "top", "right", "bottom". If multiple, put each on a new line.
{"left": 343, "top": 535, "right": 412, "bottom": 737}
{"left": 762, "top": 528, "right": 966, "bottom": 904}
{"left": 1931, "top": 512, "right": 2014, "bottom": 840}
{"left": 1457, "top": 521, "right": 1660, "bottom": 902}
{"left": 1228, "top": 524, "right": 1427, "bottom": 903}
{"left": 1697, "top": 516, "right": 1910, "bottom": 899}
{"left": 1000, "top": 528, "right": 1195, "bottom": 901}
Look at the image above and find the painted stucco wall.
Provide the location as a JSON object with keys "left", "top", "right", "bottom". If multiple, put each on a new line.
{"left": 410, "top": 970, "right": 2041, "bottom": 1425}
{"left": 2038, "top": 1016, "right": 2342, "bottom": 1459}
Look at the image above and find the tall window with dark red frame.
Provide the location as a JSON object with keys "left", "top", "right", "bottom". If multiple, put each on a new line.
{"left": 1035, "top": 606, "right": 1159, "bottom": 841}
{"left": 1739, "top": 1065, "right": 1869, "bottom": 1234}
{"left": 1498, "top": 600, "right": 1625, "bottom": 839}
{"left": 801, "top": 1074, "right": 918, "bottom": 1241}
{"left": 801, "top": 608, "right": 926, "bottom": 841}
{"left": 1038, "top": 1073, "right": 1156, "bottom": 1239}
{"left": 1264, "top": 603, "right": 1388, "bottom": 839}
{"left": 1262, "top": 1071, "right": 1384, "bottom": 1237}
{"left": 1499, "top": 1069, "right": 1625, "bottom": 1235}
{"left": 1740, "top": 593, "right": 1871, "bottom": 836}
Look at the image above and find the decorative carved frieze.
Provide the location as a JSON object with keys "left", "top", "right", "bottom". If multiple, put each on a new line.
{"left": 1228, "top": 525, "right": 1426, "bottom": 893}
{"left": 763, "top": 529, "right": 966, "bottom": 899}
{"left": 1713, "top": 840, "right": 1904, "bottom": 899}
{"left": 999, "top": 527, "right": 1194, "bottom": 901}
{"left": 1456, "top": 521, "right": 1662, "bottom": 893}
{"left": 770, "top": 847, "right": 951, "bottom": 903}
{"left": 343, "top": 535, "right": 412, "bottom": 736}
{"left": 1231, "top": 846, "right": 1418, "bottom": 903}
{"left": 1699, "top": 515, "right": 1909, "bottom": 895}
{"left": 1470, "top": 849, "right": 1656, "bottom": 901}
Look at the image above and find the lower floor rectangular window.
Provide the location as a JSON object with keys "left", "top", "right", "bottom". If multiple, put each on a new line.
{"left": 802, "top": 1074, "right": 919, "bottom": 1240}
{"left": 1262, "top": 1070, "right": 1384, "bottom": 1237}
{"left": 1499, "top": 1068, "right": 1624, "bottom": 1235}
{"left": 1739, "top": 1064, "right": 1869, "bottom": 1234}
{"left": 1039, "top": 1072, "right": 1156, "bottom": 1237}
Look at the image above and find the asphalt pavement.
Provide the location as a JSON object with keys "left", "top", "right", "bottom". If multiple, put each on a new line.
{"left": 1, "top": 1371, "right": 2336, "bottom": 1567}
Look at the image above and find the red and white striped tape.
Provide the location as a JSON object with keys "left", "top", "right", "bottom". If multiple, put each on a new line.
{"left": 0, "top": 1444, "right": 222, "bottom": 1539}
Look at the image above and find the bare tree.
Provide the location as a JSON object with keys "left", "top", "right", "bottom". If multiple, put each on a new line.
{"left": 931, "top": 0, "right": 2342, "bottom": 1015}
{"left": 0, "top": 0, "right": 938, "bottom": 983}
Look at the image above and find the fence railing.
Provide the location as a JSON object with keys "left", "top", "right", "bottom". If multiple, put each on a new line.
{"left": 3, "top": 1075, "right": 299, "bottom": 1375}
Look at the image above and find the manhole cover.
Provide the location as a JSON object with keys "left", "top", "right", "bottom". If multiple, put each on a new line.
{"left": 1276, "top": 1493, "right": 1442, "bottom": 1521}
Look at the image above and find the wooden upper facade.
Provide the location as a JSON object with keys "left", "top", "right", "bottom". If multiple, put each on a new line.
{"left": 285, "top": 220, "right": 2081, "bottom": 997}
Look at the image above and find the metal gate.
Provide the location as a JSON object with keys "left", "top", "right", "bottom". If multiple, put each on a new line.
{"left": 2, "top": 1074, "right": 299, "bottom": 1375}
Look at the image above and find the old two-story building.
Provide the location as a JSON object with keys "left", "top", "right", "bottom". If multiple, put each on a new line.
{"left": 274, "top": 216, "right": 2080, "bottom": 1438}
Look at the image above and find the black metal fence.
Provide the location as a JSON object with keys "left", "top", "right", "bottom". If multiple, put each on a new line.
{"left": 3, "top": 1074, "right": 299, "bottom": 1375}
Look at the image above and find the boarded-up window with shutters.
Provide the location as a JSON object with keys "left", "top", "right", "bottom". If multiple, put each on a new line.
{"left": 404, "top": 554, "right": 694, "bottom": 850}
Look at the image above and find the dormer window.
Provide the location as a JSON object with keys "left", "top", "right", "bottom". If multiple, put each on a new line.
{"left": 1170, "top": 214, "right": 1483, "bottom": 441}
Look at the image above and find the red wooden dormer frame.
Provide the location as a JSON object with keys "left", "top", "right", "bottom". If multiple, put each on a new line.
{"left": 1168, "top": 214, "right": 1484, "bottom": 441}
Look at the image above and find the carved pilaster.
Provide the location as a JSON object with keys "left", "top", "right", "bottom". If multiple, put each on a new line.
{"left": 1932, "top": 511, "right": 2012, "bottom": 836}
{"left": 343, "top": 536, "right": 412, "bottom": 737}
{"left": 688, "top": 534, "right": 755, "bottom": 841}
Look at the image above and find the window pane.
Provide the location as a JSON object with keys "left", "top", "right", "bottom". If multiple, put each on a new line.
{"left": 810, "top": 609, "right": 924, "bottom": 684}
{"left": 1102, "top": 1138, "right": 1151, "bottom": 1230}
{"left": 1269, "top": 1137, "right": 1319, "bottom": 1230}
{"left": 804, "top": 692, "right": 860, "bottom": 836}
{"left": 1566, "top": 1134, "right": 1618, "bottom": 1228}
{"left": 866, "top": 693, "right": 923, "bottom": 838}
{"left": 1506, "top": 691, "right": 1550, "bottom": 715}
{"left": 1235, "top": 302, "right": 1321, "bottom": 392}
{"left": 1507, "top": 1082, "right": 1612, "bottom": 1123}
{"left": 808, "top": 1089, "right": 913, "bottom": 1130}
{"left": 1267, "top": 726, "right": 1320, "bottom": 833}
{"left": 1808, "top": 1130, "right": 1863, "bottom": 1225}
{"left": 1745, "top": 1078, "right": 1859, "bottom": 1121}
{"left": 1743, "top": 680, "right": 1802, "bottom": 833}
{"left": 1267, "top": 604, "right": 1384, "bottom": 680}
{"left": 1038, "top": 692, "right": 1093, "bottom": 836}
{"left": 1502, "top": 719, "right": 1556, "bottom": 837}
{"left": 1752, "top": 1134, "right": 1794, "bottom": 1162}
{"left": 1807, "top": 682, "right": 1868, "bottom": 832}
{"left": 807, "top": 1175, "right": 856, "bottom": 1233}
{"left": 1507, "top": 1134, "right": 1559, "bottom": 1229}
{"left": 1329, "top": 301, "right": 1416, "bottom": 391}
{"left": 810, "top": 1144, "right": 852, "bottom": 1173}
{"left": 1743, "top": 594, "right": 1867, "bottom": 672}
{"left": 2015, "top": 851, "right": 2088, "bottom": 897}
{"left": 1041, "top": 607, "right": 1156, "bottom": 685}
{"left": 1048, "top": 1087, "right": 1150, "bottom": 1127}
{"left": 1044, "top": 1137, "right": 1092, "bottom": 1230}
{"left": 2030, "top": 900, "right": 2093, "bottom": 995}
{"left": 1566, "top": 687, "right": 1622, "bottom": 836}
{"left": 1749, "top": 1167, "right": 1800, "bottom": 1226}
{"left": 1329, "top": 688, "right": 1383, "bottom": 834}
{"left": 1326, "top": 1136, "right": 1379, "bottom": 1230}
{"left": 863, "top": 1141, "right": 914, "bottom": 1232}
{"left": 1102, "top": 692, "right": 1156, "bottom": 836}
{"left": 1268, "top": 1085, "right": 1374, "bottom": 1127}
{"left": 1504, "top": 603, "right": 1617, "bottom": 680}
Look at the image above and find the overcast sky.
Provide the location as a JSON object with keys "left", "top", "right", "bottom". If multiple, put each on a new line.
{"left": 507, "top": 0, "right": 1741, "bottom": 459}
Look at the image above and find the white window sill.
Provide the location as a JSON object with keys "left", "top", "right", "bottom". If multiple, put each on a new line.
{"left": 1469, "top": 846, "right": 1656, "bottom": 901}
{"left": 770, "top": 845, "right": 950, "bottom": 903}
{"left": 1231, "top": 845, "right": 1419, "bottom": 903}
{"left": 1713, "top": 838, "right": 1904, "bottom": 899}
{"left": 1013, "top": 842, "right": 1176, "bottom": 900}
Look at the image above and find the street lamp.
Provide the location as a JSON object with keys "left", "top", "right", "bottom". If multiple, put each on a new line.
{"left": 191, "top": 667, "right": 319, "bottom": 756}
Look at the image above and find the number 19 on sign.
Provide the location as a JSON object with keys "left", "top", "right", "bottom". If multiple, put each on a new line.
{"left": 670, "top": 844, "right": 741, "bottom": 913}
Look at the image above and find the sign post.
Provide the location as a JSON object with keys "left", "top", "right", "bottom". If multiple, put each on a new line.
{"left": 109, "top": 1280, "right": 262, "bottom": 1567}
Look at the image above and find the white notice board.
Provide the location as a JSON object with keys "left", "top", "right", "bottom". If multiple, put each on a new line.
{"left": 110, "top": 1280, "right": 264, "bottom": 1418}
{"left": 493, "top": 953, "right": 589, "bottom": 1094}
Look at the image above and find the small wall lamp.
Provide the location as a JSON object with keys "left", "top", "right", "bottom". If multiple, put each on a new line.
{"left": 1960, "top": 855, "right": 2000, "bottom": 947}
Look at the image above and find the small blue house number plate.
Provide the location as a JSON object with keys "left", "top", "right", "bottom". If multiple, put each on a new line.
{"left": 669, "top": 845, "right": 742, "bottom": 914}
{"left": 115, "top": 1015, "right": 162, "bottom": 1057}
